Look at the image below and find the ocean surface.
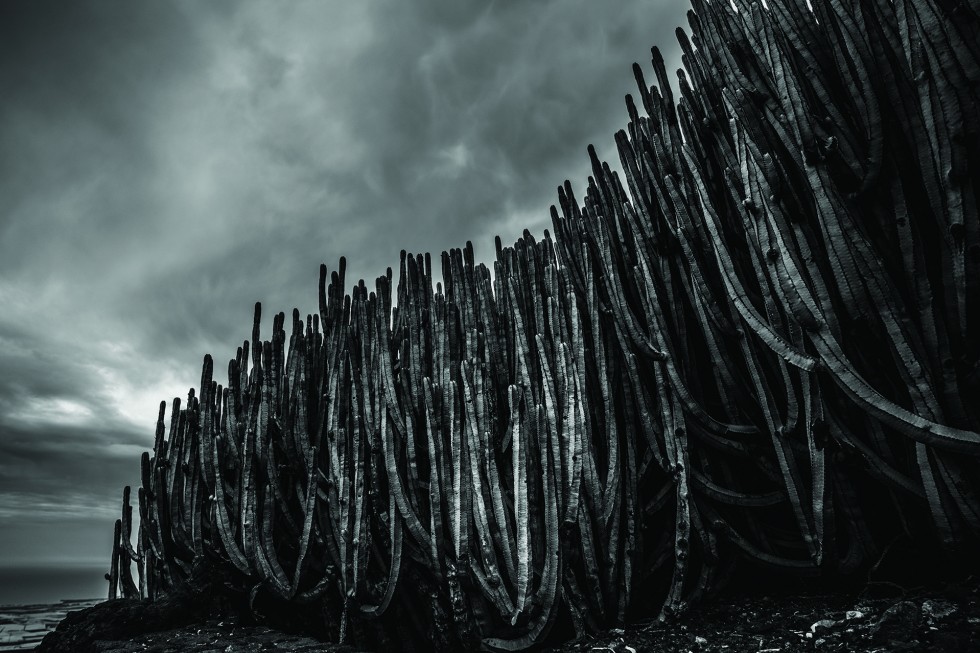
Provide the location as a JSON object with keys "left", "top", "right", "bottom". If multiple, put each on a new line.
{"left": 0, "top": 565, "right": 106, "bottom": 607}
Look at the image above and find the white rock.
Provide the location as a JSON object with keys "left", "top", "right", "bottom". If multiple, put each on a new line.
{"left": 810, "top": 619, "right": 837, "bottom": 633}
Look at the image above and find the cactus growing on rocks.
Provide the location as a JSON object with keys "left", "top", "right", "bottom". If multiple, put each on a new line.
{"left": 112, "top": 0, "right": 980, "bottom": 649}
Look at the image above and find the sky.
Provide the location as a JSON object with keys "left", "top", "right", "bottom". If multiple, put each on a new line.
{"left": 0, "top": 0, "right": 688, "bottom": 572}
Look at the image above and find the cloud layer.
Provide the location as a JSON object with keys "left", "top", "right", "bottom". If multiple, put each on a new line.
{"left": 0, "top": 0, "right": 688, "bottom": 566}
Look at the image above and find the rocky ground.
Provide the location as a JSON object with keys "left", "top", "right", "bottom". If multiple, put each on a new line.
{"left": 547, "top": 581, "right": 980, "bottom": 652}
{"left": 42, "top": 621, "right": 367, "bottom": 653}
{"left": 33, "top": 578, "right": 980, "bottom": 652}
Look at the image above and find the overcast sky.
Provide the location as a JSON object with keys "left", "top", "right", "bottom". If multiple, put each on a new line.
{"left": 0, "top": 0, "right": 687, "bottom": 568}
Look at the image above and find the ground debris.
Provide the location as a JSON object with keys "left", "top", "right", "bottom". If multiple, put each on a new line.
{"left": 546, "top": 580, "right": 980, "bottom": 652}
{"left": 31, "top": 581, "right": 980, "bottom": 652}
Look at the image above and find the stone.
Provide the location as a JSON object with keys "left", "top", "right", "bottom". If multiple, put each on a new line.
{"left": 921, "top": 599, "right": 957, "bottom": 623}
{"left": 870, "top": 601, "right": 922, "bottom": 646}
{"left": 809, "top": 619, "right": 837, "bottom": 634}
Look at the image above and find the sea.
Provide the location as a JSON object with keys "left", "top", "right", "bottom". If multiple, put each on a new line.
{"left": 0, "top": 565, "right": 106, "bottom": 606}
{"left": 0, "top": 565, "right": 106, "bottom": 651}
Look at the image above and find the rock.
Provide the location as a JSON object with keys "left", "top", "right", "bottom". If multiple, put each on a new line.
{"left": 809, "top": 619, "right": 837, "bottom": 634}
{"left": 922, "top": 599, "right": 957, "bottom": 623}
{"left": 695, "top": 635, "right": 708, "bottom": 646}
{"left": 844, "top": 610, "right": 864, "bottom": 621}
{"left": 871, "top": 600, "right": 922, "bottom": 645}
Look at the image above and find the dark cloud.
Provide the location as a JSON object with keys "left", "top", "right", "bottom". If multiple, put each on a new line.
{"left": 0, "top": 0, "right": 689, "bottom": 565}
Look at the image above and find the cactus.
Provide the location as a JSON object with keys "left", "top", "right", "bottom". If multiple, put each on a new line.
{"left": 111, "top": 0, "right": 979, "bottom": 649}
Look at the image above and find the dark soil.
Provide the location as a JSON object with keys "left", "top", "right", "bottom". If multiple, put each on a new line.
{"left": 36, "top": 577, "right": 979, "bottom": 652}
{"left": 546, "top": 580, "right": 980, "bottom": 652}
{"left": 39, "top": 620, "right": 365, "bottom": 652}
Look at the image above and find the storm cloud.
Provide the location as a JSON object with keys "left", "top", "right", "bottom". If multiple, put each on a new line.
{"left": 0, "top": 0, "right": 688, "bottom": 565}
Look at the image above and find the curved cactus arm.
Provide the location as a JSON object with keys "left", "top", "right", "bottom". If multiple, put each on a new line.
{"left": 507, "top": 385, "right": 530, "bottom": 623}
{"left": 734, "top": 320, "right": 820, "bottom": 561}
{"left": 118, "top": 488, "right": 140, "bottom": 599}
{"left": 473, "top": 361, "right": 516, "bottom": 584}
{"left": 483, "top": 403, "right": 561, "bottom": 651}
{"left": 561, "top": 313, "right": 586, "bottom": 528}
{"left": 119, "top": 486, "right": 140, "bottom": 562}
{"left": 599, "top": 346, "right": 625, "bottom": 613}
{"left": 587, "top": 196, "right": 665, "bottom": 362}
{"left": 375, "top": 317, "right": 409, "bottom": 443}
{"left": 822, "top": 412, "right": 921, "bottom": 499}
{"left": 150, "top": 463, "right": 176, "bottom": 592}
{"left": 921, "top": 446, "right": 958, "bottom": 549}
{"left": 262, "top": 447, "right": 292, "bottom": 541}
{"left": 704, "top": 506, "right": 819, "bottom": 573}
{"left": 684, "top": 172, "right": 819, "bottom": 372}
{"left": 685, "top": 502, "right": 719, "bottom": 607}
{"left": 617, "top": 385, "right": 639, "bottom": 622}
{"left": 422, "top": 377, "right": 446, "bottom": 575}
{"left": 359, "top": 491, "right": 403, "bottom": 618}
{"left": 378, "top": 388, "right": 434, "bottom": 564}
{"left": 462, "top": 361, "right": 512, "bottom": 616}
{"left": 809, "top": 327, "right": 980, "bottom": 452}
{"left": 322, "top": 360, "right": 343, "bottom": 555}
{"left": 240, "top": 408, "right": 259, "bottom": 569}
{"left": 254, "top": 481, "right": 293, "bottom": 600}
{"left": 291, "top": 445, "right": 320, "bottom": 590}
{"left": 576, "top": 497, "right": 606, "bottom": 624}
{"left": 446, "top": 379, "right": 469, "bottom": 560}
{"left": 618, "top": 335, "right": 667, "bottom": 474}
{"left": 690, "top": 470, "right": 785, "bottom": 507}
{"left": 634, "top": 252, "right": 758, "bottom": 437}
{"left": 830, "top": 458, "right": 880, "bottom": 574}
{"left": 468, "top": 560, "right": 516, "bottom": 626}
{"left": 211, "top": 406, "right": 251, "bottom": 575}
{"left": 658, "top": 376, "right": 692, "bottom": 617}
{"left": 185, "top": 401, "right": 204, "bottom": 559}
{"left": 932, "top": 454, "right": 980, "bottom": 537}
{"left": 348, "top": 380, "right": 369, "bottom": 606}
{"left": 801, "top": 374, "right": 826, "bottom": 564}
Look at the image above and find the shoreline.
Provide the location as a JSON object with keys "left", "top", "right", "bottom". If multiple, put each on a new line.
{"left": 0, "top": 599, "right": 102, "bottom": 652}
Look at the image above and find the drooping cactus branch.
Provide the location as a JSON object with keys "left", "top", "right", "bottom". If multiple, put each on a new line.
{"left": 112, "top": 0, "right": 980, "bottom": 650}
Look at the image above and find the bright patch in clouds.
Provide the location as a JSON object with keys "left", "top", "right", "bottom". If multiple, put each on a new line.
{"left": 7, "top": 398, "right": 95, "bottom": 427}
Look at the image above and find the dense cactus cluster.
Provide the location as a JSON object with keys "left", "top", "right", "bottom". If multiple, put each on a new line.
{"left": 109, "top": 0, "right": 980, "bottom": 650}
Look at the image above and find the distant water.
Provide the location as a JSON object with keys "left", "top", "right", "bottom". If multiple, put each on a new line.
{"left": 0, "top": 565, "right": 106, "bottom": 606}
